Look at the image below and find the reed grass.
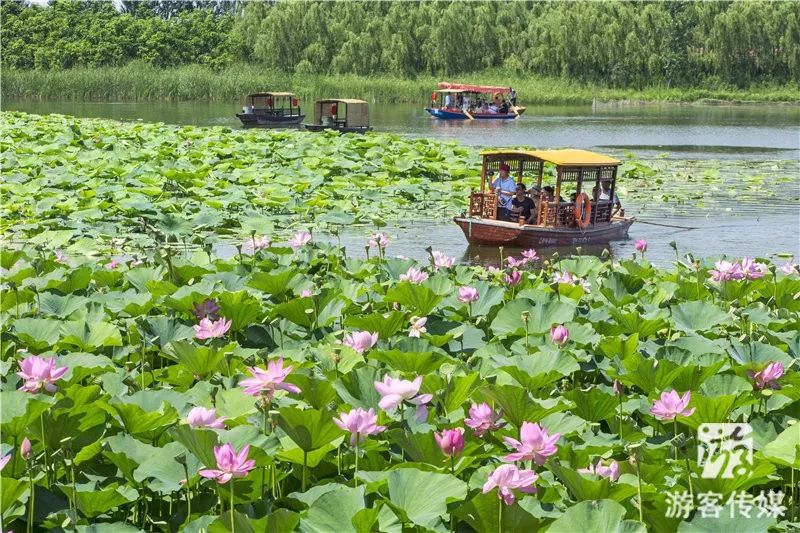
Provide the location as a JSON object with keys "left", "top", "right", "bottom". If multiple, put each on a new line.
{"left": 3, "top": 62, "right": 798, "bottom": 104}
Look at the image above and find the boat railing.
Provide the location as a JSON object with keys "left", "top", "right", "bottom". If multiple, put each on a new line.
{"left": 469, "top": 191, "right": 498, "bottom": 219}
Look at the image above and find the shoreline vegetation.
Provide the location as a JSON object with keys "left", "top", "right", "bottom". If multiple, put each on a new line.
{"left": 4, "top": 64, "right": 799, "bottom": 105}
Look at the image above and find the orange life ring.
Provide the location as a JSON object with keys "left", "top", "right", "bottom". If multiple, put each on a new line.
{"left": 574, "top": 192, "right": 591, "bottom": 229}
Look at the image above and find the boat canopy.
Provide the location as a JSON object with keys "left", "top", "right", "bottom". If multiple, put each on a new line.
{"left": 437, "top": 82, "right": 510, "bottom": 94}
{"left": 247, "top": 92, "right": 296, "bottom": 98}
{"left": 313, "top": 99, "right": 370, "bottom": 127}
{"left": 480, "top": 149, "right": 620, "bottom": 167}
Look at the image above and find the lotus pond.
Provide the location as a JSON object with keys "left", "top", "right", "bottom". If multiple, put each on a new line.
{"left": 1, "top": 111, "right": 800, "bottom": 532}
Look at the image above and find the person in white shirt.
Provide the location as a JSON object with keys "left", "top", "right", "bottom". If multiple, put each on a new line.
{"left": 444, "top": 93, "right": 453, "bottom": 109}
{"left": 599, "top": 180, "right": 621, "bottom": 209}
{"left": 491, "top": 163, "right": 516, "bottom": 221}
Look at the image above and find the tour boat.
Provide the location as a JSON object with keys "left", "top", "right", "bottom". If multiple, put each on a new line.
{"left": 454, "top": 149, "right": 634, "bottom": 247}
{"left": 236, "top": 92, "right": 304, "bottom": 127}
{"left": 425, "top": 82, "right": 526, "bottom": 120}
{"left": 303, "top": 99, "right": 372, "bottom": 133}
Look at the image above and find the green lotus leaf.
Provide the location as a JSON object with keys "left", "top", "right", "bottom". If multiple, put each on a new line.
{"left": 498, "top": 354, "right": 580, "bottom": 391}
{"left": 0, "top": 390, "right": 55, "bottom": 437}
{"left": 11, "top": 317, "right": 61, "bottom": 351}
{"left": 164, "top": 340, "right": 230, "bottom": 378}
{"left": 247, "top": 270, "right": 297, "bottom": 296}
{"left": 670, "top": 300, "right": 733, "bottom": 332}
{"left": 217, "top": 291, "right": 264, "bottom": 331}
{"left": 344, "top": 311, "right": 408, "bottom": 339}
{"left": 369, "top": 349, "right": 449, "bottom": 375}
{"left": 548, "top": 499, "right": 646, "bottom": 533}
{"left": 59, "top": 320, "right": 122, "bottom": 351}
{"left": 384, "top": 282, "right": 442, "bottom": 316}
{"left": 67, "top": 484, "right": 138, "bottom": 518}
{"left": 298, "top": 485, "right": 365, "bottom": 533}
{"left": 385, "top": 468, "right": 467, "bottom": 529}
{"left": 276, "top": 407, "right": 342, "bottom": 452}
{"left": 142, "top": 315, "right": 195, "bottom": 348}
{"left": 454, "top": 491, "right": 543, "bottom": 532}
{"left": 762, "top": 423, "right": 800, "bottom": 468}
{"left": 491, "top": 298, "right": 576, "bottom": 337}
{"left": 677, "top": 514, "right": 777, "bottom": 533}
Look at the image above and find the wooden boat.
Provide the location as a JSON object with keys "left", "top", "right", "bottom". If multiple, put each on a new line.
{"left": 425, "top": 82, "right": 526, "bottom": 120}
{"left": 303, "top": 99, "right": 372, "bottom": 133}
{"left": 236, "top": 92, "right": 304, "bottom": 127}
{"left": 455, "top": 149, "right": 634, "bottom": 247}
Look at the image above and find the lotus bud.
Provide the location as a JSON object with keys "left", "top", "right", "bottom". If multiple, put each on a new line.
{"left": 21, "top": 437, "right": 32, "bottom": 461}
{"left": 613, "top": 380, "right": 624, "bottom": 396}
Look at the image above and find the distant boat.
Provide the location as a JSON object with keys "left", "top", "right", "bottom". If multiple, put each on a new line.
{"left": 236, "top": 92, "right": 304, "bottom": 127}
{"left": 303, "top": 99, "right": 372, "bottom": 134}
{"left": 425, "top": 82, "right": 526, "bottom": 120}
{"left": 454, "top": 148, "right": 634, "bottom": 246}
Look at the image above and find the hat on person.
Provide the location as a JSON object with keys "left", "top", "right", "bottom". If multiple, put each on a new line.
{"left": 499, "top": 163, "right": 510, "bottom": 172}
{"left": 530, "top": 184, "right": 542, "bottom": 192}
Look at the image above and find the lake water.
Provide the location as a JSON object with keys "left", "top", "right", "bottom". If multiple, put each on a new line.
{"left": 4, "top": 98, "right": 799, "bottom": 265}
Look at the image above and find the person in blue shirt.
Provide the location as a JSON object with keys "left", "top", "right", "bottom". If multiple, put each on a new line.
{"left": 492, "top": 163, "right": 516, "bottom": 221}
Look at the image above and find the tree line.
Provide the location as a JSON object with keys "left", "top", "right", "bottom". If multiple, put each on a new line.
{"left": 2, "top": 0, "right": 798, "bottom": 87}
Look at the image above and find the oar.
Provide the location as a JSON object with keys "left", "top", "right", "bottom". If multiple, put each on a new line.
{"left": 463, "top": 109, "right": 474, "bottom": 121}
{"left": 511, "top": 106, "right": 520, "bottom": 117}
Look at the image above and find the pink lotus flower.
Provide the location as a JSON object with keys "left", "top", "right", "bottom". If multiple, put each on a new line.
{"left": 368, "top": 232, "right": 390, "bottom": 249}
{"left": 343, "top": 331, "right": 379, "bottom": 353}
{"left": 243, "top": 235, "right": 271, "bottom": 255}
{"left": 17, "top": 355, "right": 68, "bottom": 393}
{"left": 399, "top": 267, "right": 429, "bottom": 283}
{"left": 522, "top": 249, "right": 538, "bottom": 261}
{"left": 198, "top": 443, "right": 256, "bottom": 484}
{"left": 748, "top": 362, "right": 784, "bottom": 390}
{"left": 130, "top": 258, "right": 144, "bottom": 267}
{"left": 333, "top": 408, "right": 387, "bottom": 446}
{"left": 503, "top": 422, "right": 560, "bottom": 465}
{"left": 194, "top": 317, "right": 232, "bottom": 340}
{"left": 0, "top": 453, "right": 10, "bottom": 472}
{"left": 374, "top": 375, "right": 433, "bottom": 421}
{"left": 300, "top": 289, "right": 313, "bottom": 298}
{"left": 650, "top": 390, "right": 695, "bottom": 420}
{"left": 106, "top": 259, "right": 120, "bottom": 270}
{"left": 408, "top": 316, "right": 427, "bottom": 338}
{"left": 464, "top": 403, "right": 506, "bottom": 437}
{"left": 458, "top": 286, "right": 479, "bottom": 303}
{"left": 506, "top": 256, "right": 527, "bottom": 268}
{"left": 435, "top": 428, "right": 465, "bottom": 457}
{"left": 239, "top": 358, "right": 301, "bottom": 398}
{"left": 635, "top": 239, "right": 647, "bottom": 253}
{"left": 483, "top": 464, "right": 538, "bottom": 505}
{"left": 780, "top": 261, "right": 798, "bottom": 276}
{"left": 579, "top": 460, "right": 620, "bottom": 481}
{"left": 21, "top": 437, "right": 32, "bottom": 461}
{"left": 709, "top": 260, "right": 743, "bottom": 282}
{"left": 550, "top": 325, "right": 569, "bottom": 345}
{"left": 185, "top": 406, "right": 226, "bottom": 429}
{"left": 55, "top": 250, "right": 67, "bottom": 263}
{"left": 192, "top": 299, "right": 220, "bottom": 321}
{"left": 432, "top": 251, "right": 455, "bottom": 269}
{"left": 552, "top": 271, "right": 575, "bottom": 284}
{"left": 288, "top": 231, "right": 312, "bottom": 250}
{"left": 739, "top": 257, "right": 767, "bottom": 280}
{"left": 505, "top": 271, "right": 522, "bottom": 287}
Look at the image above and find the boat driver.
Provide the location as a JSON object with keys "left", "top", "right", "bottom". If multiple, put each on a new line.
{"left": 599, "top": 180, "right": 622, "bottom": 209}
{"left": 492, "top": 163, "right": 516, "bottom": 221}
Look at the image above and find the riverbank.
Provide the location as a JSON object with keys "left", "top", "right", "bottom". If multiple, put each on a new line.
{"left": 4, "top": 63, "right": 798, "bottom": 104}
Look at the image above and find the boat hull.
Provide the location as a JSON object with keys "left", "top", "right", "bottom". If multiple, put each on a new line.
{"left": 236, "top": 113, "right": 305, "bottom": 127}
{"left": 454, "top": 216, "right": 634, "bottom": 247}
{"left": 425, "top": 107, "right": 524, "bottom": 120}
{"left": 303, "top": 124, "right": 372, "bottom": 134}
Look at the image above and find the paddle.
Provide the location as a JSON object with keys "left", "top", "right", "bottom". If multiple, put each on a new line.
{"left": 463, "top": 109, "right": 474, "bottom": 120}
{"left": 511, "top": 106, "right": 520, "bottom": 117}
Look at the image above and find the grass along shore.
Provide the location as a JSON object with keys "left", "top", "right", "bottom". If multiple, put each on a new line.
{"left": 4, "top": 62, "right": 799, "bottom": 104}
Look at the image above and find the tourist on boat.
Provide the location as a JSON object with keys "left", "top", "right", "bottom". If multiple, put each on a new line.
{"left": 599, "top": 180, "right": 622, "bottom": 209}
{"left": 445, "top": 93, "right": 453, "bottom": 109}
{"left": 509, "top": 87, "right": 517, "bottom": 106}
{"left": 510, "top": 183, "right": 536, "bottom": 224}
{"left": 499, "top": 100, "right": 510, "bottom": 113}
{"left": 492, "top": 163, "right": 517, "bottom": 220}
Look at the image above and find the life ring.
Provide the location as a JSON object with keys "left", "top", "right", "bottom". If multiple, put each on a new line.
{"left": 574, "top": 192, "right": 591, "bottom": 229}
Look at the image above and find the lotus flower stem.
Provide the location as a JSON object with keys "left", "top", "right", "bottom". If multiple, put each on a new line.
{"left": 683, "top": 455, "right": 694, "bottom": 500}
{"left": 354, "top": 437, "right": 360, "bottom": 488}
{"left": 673, "top": 419, "right": 678, "bottom": 461}
{"left": 27, "top": 466, "right": 35, "bottom": 533}
{"left": 451, "top": 455, "right": 456, "bottom": 476}
{"left": 617, "top": 396, "right": 624, "bottom": 441}
{"left": 69, "top": 456, "right": 78, "bottom": 532}
{"left": 634, "top": 448, "right": 644, "bottom": 523}
{"left": 302, "top": 451, "right": 308, "bottom": 492}
{"left": 182, "top": 461, "right": 191, "bottom": 523}
{"left": 230, "top": 478, "right": 235, "bottom": 533}
{"left": 140, "top": 343, "right": 146, "bottom": 390}
{"left": 498, "top": 494, "right": 503, "bottom": 532}
{"left": 40, "top": 414, "right": 49, "bottom": 488}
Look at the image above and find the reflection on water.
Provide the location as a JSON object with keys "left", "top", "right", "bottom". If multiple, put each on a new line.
{"left": 4, "top": 98, "right": 799, "bottom": 160}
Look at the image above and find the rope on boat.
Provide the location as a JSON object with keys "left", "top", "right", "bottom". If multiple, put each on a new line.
{"left": 634, "top": 219, "right": 699, "bottom": 230}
